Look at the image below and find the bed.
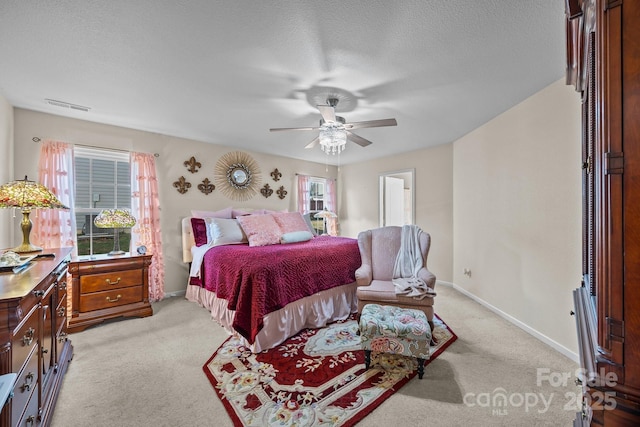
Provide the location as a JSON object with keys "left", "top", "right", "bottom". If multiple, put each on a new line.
{"left": 182, "top": 213, "right": 361, "bottom": 352}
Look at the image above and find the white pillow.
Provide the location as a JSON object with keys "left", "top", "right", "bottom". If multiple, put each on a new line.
{"left": 207, "top": 218, "right": 247, "bottom": 245}
{"left": 280, "top": 230, "right": 314, "bottom": 244}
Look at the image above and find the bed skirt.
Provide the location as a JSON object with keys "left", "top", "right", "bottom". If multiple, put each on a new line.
{"left": 185, "top": 281, "right": 359, "bottom": 353}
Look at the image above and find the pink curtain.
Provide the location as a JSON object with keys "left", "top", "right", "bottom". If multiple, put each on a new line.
{"left": 33, "top": 140, "right": 77, "bottom": 254}
{"left": 325, "top": 178, "right": 339, "bottom": 236}
{"left": 296, "top": 174, "right": 311, "bottom": 213}
{"left": 130, "top": 152, "right": 165, "bottom": 301}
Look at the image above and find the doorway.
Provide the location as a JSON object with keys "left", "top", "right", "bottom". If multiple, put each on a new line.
{"left": 379, "top": 169, "right": 414, "bottom": 227}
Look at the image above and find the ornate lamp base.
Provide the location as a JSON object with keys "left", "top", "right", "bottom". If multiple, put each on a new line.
{"left": 12, "top": 242, "right": 43, "bottom": 253}
{"left": 13, "top": 210, "right": 43, "bottom": 253}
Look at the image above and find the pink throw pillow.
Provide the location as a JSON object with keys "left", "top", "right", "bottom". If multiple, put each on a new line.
{"left": 272, "top": 212, "right": 309, "bottom": 234}
{"left": 236, "top": 214, "right": 282, "bottom": 247}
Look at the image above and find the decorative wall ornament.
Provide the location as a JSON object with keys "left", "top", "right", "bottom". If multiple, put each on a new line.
{"left": 277, "top": 186, "right": 288, "bottom": 200}
{"left": 184, "top": 156, "right": 202, "bottom": 173}
{"left": 214, "top": 151, "right": 262, "bottom": 201}
{"left": 173, "top": 176, "right": 191, "bottom": 194}
{"left": 270, "top": 168, "right": 282, "bottom": 182}
{"left": 198, "top": 178, "right": 215, "bottom": 195}
{"left": 260, "top": 183, "right": 273, "bottom": 198}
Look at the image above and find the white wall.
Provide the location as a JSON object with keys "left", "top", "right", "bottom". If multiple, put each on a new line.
{"left": 453, "top": 79, "right": 582, "bottom": 355}
{"left": 340, "top": 143, "right": 453, "bottom": 282}
{"left": 12, "top": 108, "right": 337, "bottom": 295}
{"left": 0, "top": 94, "right": 13, "bottom": 249}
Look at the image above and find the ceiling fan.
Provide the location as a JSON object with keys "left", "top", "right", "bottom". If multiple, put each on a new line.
{"left": 269, "top": 98, "right": 397, "bottom": 154}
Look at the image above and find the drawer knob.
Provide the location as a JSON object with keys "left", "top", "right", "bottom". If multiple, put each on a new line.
{"left": 22, "top": 327, "right": 35, "bottom": 346}
{"left": 58, "top": 307, "right": 66, "bottom": 317}
{"left": 26, "top": 415, "right": 35, "bottom": 427}
{"left": 33, "top": 290, "right": 45, "bottom": 297}
{"left": 106, "top": 294, "right": 122, "bottom": 303}
{"left": 105, "top": 277, "right": 121, "bottom": 285}
{"left": 21, "top": 372, "right": 34, "bottom": 393}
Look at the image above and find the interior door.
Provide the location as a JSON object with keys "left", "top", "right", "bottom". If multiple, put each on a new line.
{"left": 384, "top": 176, "right": 405, "bottom": 226}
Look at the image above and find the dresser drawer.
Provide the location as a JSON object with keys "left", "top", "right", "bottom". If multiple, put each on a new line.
{"left": 79, "top": 285, "right": 143, "bottom": 312}
{"left": 80, "top": 269, "right": 142, "bottom": 293}
{"left": 12, "top": 307, "right": 40, "bottom": 369}
{"left": 15, "top": 388, "right": 39, "bottom": 427}
{"left": 11, "top": 348, "right": 39, "bottom": 426}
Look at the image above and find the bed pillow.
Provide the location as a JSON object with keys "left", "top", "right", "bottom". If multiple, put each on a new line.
{"left": 190, "top": 217, "right": 209, "bottom": 247}
{"left": 191, "top": 207, "right": 233, "bottom": 219}
{"left": 232, "top": 208, "right": 257, "bottom": 218}
{"left": 236, "top": 214, "right": 282, "bottom": 247}
{"left": 208, "top": 218, "right": 248, "bottom": 245}
{"left": 272, "top": 212, "right": 310, "bottom": 234}
{"left": 280, "top": 230, "right": 314, "bottom": 244}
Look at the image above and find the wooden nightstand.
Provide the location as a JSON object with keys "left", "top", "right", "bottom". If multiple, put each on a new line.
{"left": 67, "top": 253, "right": 153, "bottom": 333}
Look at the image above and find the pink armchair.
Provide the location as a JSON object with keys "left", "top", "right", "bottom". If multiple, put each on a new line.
{"left": 355, "top": 226, "right": 436, "bottom": 330}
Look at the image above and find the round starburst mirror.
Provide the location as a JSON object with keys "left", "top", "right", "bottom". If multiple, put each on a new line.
{"left": 214, "top": 151, "right": 261, "bottom": 201}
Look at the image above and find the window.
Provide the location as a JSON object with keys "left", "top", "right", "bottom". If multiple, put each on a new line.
{"left": 308, "top": 177, "right": 326, "bottom": 234}
{"left": 74, "top": 147, "right": 131, "bottom": 255}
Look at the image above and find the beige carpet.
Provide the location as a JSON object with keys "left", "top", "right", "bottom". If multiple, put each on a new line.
{"left": 51, "top": 285, "right": 579, "bottom": 426}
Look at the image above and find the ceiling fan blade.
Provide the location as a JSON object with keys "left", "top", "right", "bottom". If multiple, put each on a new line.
{"left": 347, "top": 131, "right": 373, "bottom": 147}
{"left": 317, "top": 105, "right": 336, "bottom": 123}
{"left": 270, "top": 126, "right": 319, "bottom": 132}
{"left": 305, "top": 136, "right": 320, "bottom": 149}
{"left": 346, "top": 118, "right": 397, "bottom": 130}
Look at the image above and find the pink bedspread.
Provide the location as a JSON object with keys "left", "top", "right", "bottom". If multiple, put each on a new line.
{"left": 191, "top": 236, "right": 361, "bottom": 343}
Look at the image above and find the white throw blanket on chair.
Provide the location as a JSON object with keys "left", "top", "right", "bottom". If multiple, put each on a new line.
{"left": 392, "top": 225, "right": 435, "bottom": 300}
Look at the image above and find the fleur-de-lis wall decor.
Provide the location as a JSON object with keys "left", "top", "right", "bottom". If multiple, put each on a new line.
{"left": 173, "top": 176, "right": 191, "bottom": 194}
{"left": 260, "top": 183, "right": 273, "bottom": 198}
{"left": 277, "top": 186, "right": 287, "bottom": 200}
{"left": 198, "top": 178, "right": 215, "bottom": 195}
{"left": 184, "top": 156, "right": 202, "bottom": 173}
{"left": 270, "top": 168, "right": 282, "bottom": 182}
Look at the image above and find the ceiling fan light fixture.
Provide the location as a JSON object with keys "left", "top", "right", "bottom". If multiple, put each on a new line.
{"left": 319, "top": 122, "right": 347, "bottom": 155}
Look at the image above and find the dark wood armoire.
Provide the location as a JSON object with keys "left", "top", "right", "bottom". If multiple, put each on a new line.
{"left": 566, "top": 0, "right": 640, "bottom": 425}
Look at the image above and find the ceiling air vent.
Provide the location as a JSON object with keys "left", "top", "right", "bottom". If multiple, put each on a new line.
{"left": 45, "top": 98, "right": 91, "bottom": 112}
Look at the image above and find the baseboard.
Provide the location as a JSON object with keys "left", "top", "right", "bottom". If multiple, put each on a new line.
{"left": 436, "top": 280, "right": 579, "bottom": 363}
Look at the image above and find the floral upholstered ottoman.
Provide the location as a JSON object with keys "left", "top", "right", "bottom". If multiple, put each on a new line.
{"left": 359, "top": 304, "right": 432, "bottom": 379}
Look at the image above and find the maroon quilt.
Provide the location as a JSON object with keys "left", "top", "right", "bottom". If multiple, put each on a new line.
{"left": 192, "top": 236, "right": 361, "bottom": 344}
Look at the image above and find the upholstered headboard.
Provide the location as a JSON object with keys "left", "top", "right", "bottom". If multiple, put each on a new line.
{"left": 181, "top": 217, "right": 196, "bottom": 264}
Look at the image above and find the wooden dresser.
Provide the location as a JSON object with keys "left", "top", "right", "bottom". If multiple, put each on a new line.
{"left": 566, "top": 0, "right": 640, "bottom": 425}
{"left": 0, "top": 247, "right": 73, "bottom": 427}
{"left": 67, "top": 253, "right": 152, "bottom": 333}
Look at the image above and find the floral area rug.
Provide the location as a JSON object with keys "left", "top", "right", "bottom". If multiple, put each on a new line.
{"left": 203, "top": 314, "right": 457, "bottom": 427}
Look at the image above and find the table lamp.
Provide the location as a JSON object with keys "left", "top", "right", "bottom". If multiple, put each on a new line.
{"left": 0, "top": 176, "right": 69, "bottom": 253}
{"left": 314, "top": 208, "right": 337, "bottom": 235}
{"left": 93, "top": 209, "right": 136, "bottom": 255}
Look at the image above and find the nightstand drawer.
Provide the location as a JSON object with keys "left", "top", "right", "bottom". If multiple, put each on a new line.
{"left": 80, "top": 269, "right": 142, "bottom": 293}
{"left": 68, "top": 253, "right": 152, "bottom": 332}
{"left": 79, "top": 285, "right": 143, "bottom": 312}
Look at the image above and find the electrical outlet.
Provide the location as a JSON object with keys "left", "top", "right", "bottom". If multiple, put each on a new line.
{"left": 463, "top": 268, "right": 472, "bottom": 278}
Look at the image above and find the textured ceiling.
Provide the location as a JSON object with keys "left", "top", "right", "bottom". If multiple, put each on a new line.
{"left": 0, "top": 1, "right": 566, "bottom": 165}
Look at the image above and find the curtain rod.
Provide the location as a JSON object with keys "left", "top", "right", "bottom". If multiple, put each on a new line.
{"left": 32, "top": 137, "right": 160, "bottom": 157}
